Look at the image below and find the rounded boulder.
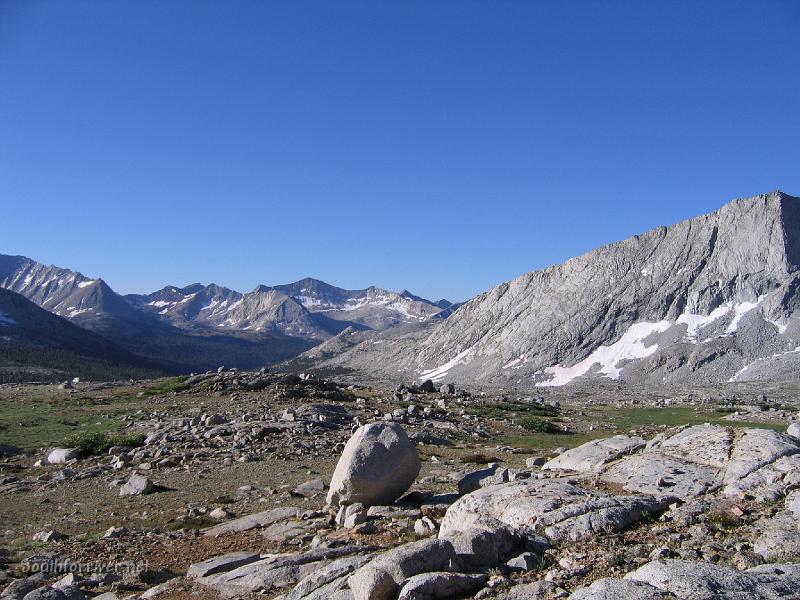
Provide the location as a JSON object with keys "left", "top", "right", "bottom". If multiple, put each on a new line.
{"left": 327, "top": 422, "right": 420, "bottom": 508}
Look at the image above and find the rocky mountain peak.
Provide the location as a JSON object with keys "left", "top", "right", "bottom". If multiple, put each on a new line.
{"left": 315, "top": 191, "right": 800, "bottom": 388}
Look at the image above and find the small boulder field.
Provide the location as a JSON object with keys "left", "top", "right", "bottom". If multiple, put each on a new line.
{"left": 48, "top": 420, "right": 800, "bottom": 599}
{"left": 3, "top": 373, "right": 800, "bottom": 600}
{"left": 175, "top": 420, "right": 800, "bottom": 600}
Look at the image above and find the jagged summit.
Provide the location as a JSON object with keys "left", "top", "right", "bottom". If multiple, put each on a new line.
{"left": 316, "top": 191, "right": 800, "bottom": 387}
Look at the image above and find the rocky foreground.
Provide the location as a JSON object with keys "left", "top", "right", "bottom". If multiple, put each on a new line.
{"left": 1, "top": 372, "right": 800, "bottom": 599}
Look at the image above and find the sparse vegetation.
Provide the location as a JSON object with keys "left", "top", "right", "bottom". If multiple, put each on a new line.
{"left": 459, "top": 452, "right": 498, "bottom": 464}
{"left": 141, "top": 376, "right": 190, "bottom": 396}
{"left": 707, "top": 510, "right": 742, "bottom": 530}
{"left": 169, "top": 515, "right": 216, "bottom": 531}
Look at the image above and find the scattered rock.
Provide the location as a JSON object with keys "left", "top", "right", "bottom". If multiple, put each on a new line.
{"left": 46, "top": 449, "right": 79, "bottom": 465}
{"left": 0, "top": 444, "right": 22, "bottom": 458}
{"left": 293, "top": 479, "right": 326, "bottom": 498}
{"left": 208, "top": 507, "right": 232, "bottom": 521}
{"left": 186, "top": 552, "right": 261, "bottom": 578}
{"left": 32, "top": 530, "right": 67, "bottom": 542}
{"left": 336, "top": 503, "right": 368, "bottom": 529}
{"left": 119, "top": 475, "right": 153, "bottom": 496}
{"left": 506, "top": 551, "right": 542, "bottom": 571}
{"left": 203, "top": 506, "right": 301, "bottom": 536}
{"left": 413, "top": 517, "right": 437, "bottom": 537}
{"left": 101, "top": 526, "right": 128, "bottom": 539}
{"left": 457, "top": 464, "right": 509, "bottom": 495}
{"left": 525, "top": 456, "right": 546, "bottom": 468}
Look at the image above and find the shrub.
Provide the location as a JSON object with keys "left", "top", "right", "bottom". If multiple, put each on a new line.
{"left": 517, "top": 416, "right": 562, "bottom": 434}
{"left": 707, "top": 510, "right": 741, "bottom": 530}
{"left": 62, "top": 431, "right": 145, "bottom": 457}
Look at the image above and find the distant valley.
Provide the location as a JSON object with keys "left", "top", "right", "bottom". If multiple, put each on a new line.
{"left": 0, "top": 254, "right": 452, "bottom": 379}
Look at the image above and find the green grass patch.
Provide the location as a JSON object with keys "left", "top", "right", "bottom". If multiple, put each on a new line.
{"left": 0, "top": 378, "right": 189, "bottom": 451}
{"left": 141, "top": 376, "right": 189, "bottom": 396}
{"left": 467, "top": 400, "right": 556, "bottom": 420}
{"left": 592, "top": 406, "right": 786, "bottom": 432}
{"left": 502, "top": 431, "right": 599, "bottom": 451}
{"left": 459, "top": 452, "right": 499, "bottom": 464}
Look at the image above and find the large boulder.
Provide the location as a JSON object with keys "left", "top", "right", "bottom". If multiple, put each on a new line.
{"left": 327, "top": 423, "right": 420, "bottom": 508}
{"left": 187, "top": 553, "right": 261, "bottom": 578}
{"left": 283, "top": 554, "right": 374, "bottom": 600}
{"left": 543, "top": 435, "right": 645, "bottom": 473}
{"left": 569, "top": 578, "right": 671, "bottom": 599}
{"left": 203, "top": 506, "right": 300, "bottom": 537}
{"left": 753, "top": 511, "right": 800, "bottom": 561}
{"left": 721, "top": 428, "right": 800, "bottom": 485}
{"left": 17, "top": 586, "right": 85, "bottom": 600}
{"left": 457, "top": 464, "right": 509, "bottom": 495}
{"left": 439, "top": 479, "right": 674, "bottom": 545}
{"left": 569, "top": 560, "right": 800, "bottom": 599}
{"left": 0, "top": 572, "right": 48, "bottom": 600}
{"left": 199, "top": 546, "right": 369, "bottom": 596}
{"left": 396, "top": 572, "right": 487, "bottom": 600}
{"left": 493, "top": 581, "right": 557, "bottom": 600}
{"left": 557, "top": 426, "right": 800, "bottom": 501}
{"left": 347, "top": 539, "right": 459, "bottom": 600}
{"left": 626, "top": 559, "right": 800, "bottom": 599}
{"left": 441, "top": 519, "right": 529, "bottom": 569}
{"left": 600, "top": 453, "right": 719, "bottom": 500}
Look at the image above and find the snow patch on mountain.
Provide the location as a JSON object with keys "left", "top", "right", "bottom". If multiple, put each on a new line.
{"left": 419, "top": 347, "right": 473, "bottom": 382}
{"left": 677, "top": 304, "right": 733, "bottom": 341}
{"left": 537, "top": 320, "right": 672, "bottom": 386}
{"left": 767, "top": 318, "right": 789, "bottom": 334}
{"left": 503, "top": 353, "right": 528, "bottom": 370}
{"left": 725, "top": 296, "right": 766, "bottom": 334}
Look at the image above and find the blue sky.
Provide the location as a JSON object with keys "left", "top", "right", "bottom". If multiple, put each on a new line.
{"left": 1, "top": 1, "right": 798, "bottom": 302}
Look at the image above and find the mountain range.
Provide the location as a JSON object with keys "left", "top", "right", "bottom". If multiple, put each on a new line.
{"left": 5, "top": 190, "right": 800, "bottom": 387}
{"left": 308, "top": 191, "right": 800, "bottom": 387}
{"left": 0, "top": 254, "right": 452, "bottom": 377}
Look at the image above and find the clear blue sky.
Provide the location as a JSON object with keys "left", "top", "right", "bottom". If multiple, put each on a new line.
{"left": 1, "top": 1, "right": 798, "bottom": 302}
